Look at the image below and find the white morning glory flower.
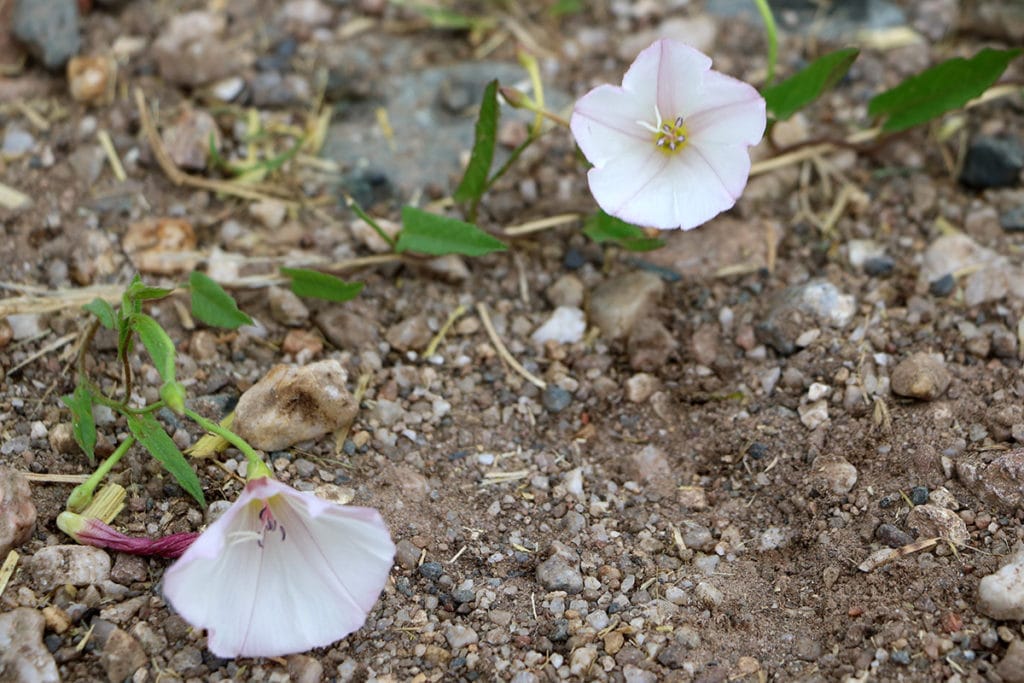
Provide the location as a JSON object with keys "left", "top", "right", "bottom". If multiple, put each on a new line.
{"left": 571, "top": 39, "right": 766, "bottom": 231}
{"left": 162, "top": 474, "right": 395, "bottom": 658}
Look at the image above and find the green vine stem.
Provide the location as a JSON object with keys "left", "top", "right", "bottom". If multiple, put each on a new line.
{"left": 183, "top": 408, "right": 265, "bottom": 474}
{"left": 67, "top": 435, "right": 136, "bottom": 512}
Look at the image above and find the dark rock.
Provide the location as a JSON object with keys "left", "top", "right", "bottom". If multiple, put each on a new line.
{"left": 876, "top": 523, "right": 913, "bottom": 548}
{"left": 419, "top": 561, "right": 443, "bottom": 580}
{"left": 563, "top": 248, "right": 586, "bottom": 270}
{"left": 929, "top": 273, "right": 955, "bottom": 297}
{"left": 863, "top": 255, "right": 895, "bottom": 277}
{"left": 910, "top": 485, "right": 929, "bottom": 506}
{"left": 542, "top": 386, "right": 572, "bottom": 413}
{"left": 12, "top": 0, "right": 80, "bottom": 70}
{"left": 960, "top": 135, "right": 1024, "bottom": 189}
{"left": 1001, "top": 206, "right": 1024, "bottom": 232}
{"left": 656, "top": 641, "right": 690, "bottom": 669}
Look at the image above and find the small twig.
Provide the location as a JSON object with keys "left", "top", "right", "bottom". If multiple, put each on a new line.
{"left": 424, "top": 304, "right": 466, "bottom": 357}
{"left": 858, "top": 537, "right": 940, "bottom": 572}
{"left": 97, "top": 129, "right": 126, "bottom": 182}
{"left": 18, "top": 472, "right": 90, "bottom": 484}
{"left": 6, "top": 332, "right": 76, "bottom": 377}
{"left": 503, "top": 213, "right": 581, "bottom": 237}
{"left": 133, "top": 88, "right": 297, "bottom": 204}
{"left": 475, "top": 302, "right": 546, "bottom": 390}
{"left": 0, "top": 551, "right": 19, "bottom": 599}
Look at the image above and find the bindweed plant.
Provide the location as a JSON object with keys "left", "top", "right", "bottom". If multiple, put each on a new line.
{"left": 61, "top": 271, "right": 256, "bottom": 512}
{"left": 60, "top": 272, "right": 396, "bottom": 658}
{"left": 325, "top": 0, "right": 1021, "bottom": 259}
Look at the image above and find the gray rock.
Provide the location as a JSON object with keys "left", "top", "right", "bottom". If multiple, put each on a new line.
{"left": 589, "top": 272, "right": 665, "bottom": 340}
{"left": 541, "top": 386, "right": 572, "bottom": 413}
{"left": 810, "top": 455, "right": 857, "bottom": 495}
{"left": 168, "top": 645, "right": 203, "bottom": 676}
{"left": 2, "top": 124, "right": 35, "bottom": 156}
{"left": 960, "top": 135, "right": 1024, "bottom": 189}
{"left": 0, "top": 608, "right": 59, "bottom": 683}
{"left": 0, "top": 467, "right": 36, "bottom": 555}
{"left": 28, "top": 545, "right": 111, "bottom": 592}
{"left": 627, "top": 317, "right": 677, "bottom": 371}
{"left": 232, "top": 360, "right": 357, "bottom": 451}
{"left": 890, "top": 352, "right": 950, "bottom": 401}
{"left": 394, "top": 539, "right": 421, "bottom": 570}
{"left": 314, "top": 307, "right": 379, "bottom": 350}
{"left": 161, "top": 108, "right": 220, "bottom": 172}
{"left": 876, "top": 523, "right": 914, "bottom": 548}
{"left": 385, "top": 314, "right": 432, "bottom": 352}
{"left": 978, "top": 549, "right": 1024, "bottom": 621}
{"left": 250, "top": 71, "right": 313, "bottom": 108}
{"left": 706, "top": 0, "right": 905, "bottom": 40}
{"left": 445, "top": 623, "right": 479, "bottom": 649}
{"left": 12, "top": 0, "right": 80, "bottom": 71}
{"left": 129, "top": 621, "right": 167, "bottom": 656}
{"left": 997, "top": 639, "right": 1024, "bottom": 683}
{"left": 152, "top": 11, "right": 245, "bottom": 87}
{"left": 756, "top": 280, "right": 855, "bottom": 355}
{"left": 956, "top": 449, "right": 1024, "bottom": 511}
{"left": 100, "top": 628, "right": 147, "bottom": 683}
{"left": 640, "top": 217, "right": 782, "bottom": 279}
{"left": 323, "top": 60, "right": 570, "bottom": 200}
{"left": 536, "top": 542, "right": 583, "bottom": 594}
{"left": 109, "top": 553, "right": 148, "bottom": 585}
{"left": 625, "top": 445, "right": 673, "bottom": 492}
{"left": 546, "top": 274, "right": 584, "bottom": 308}
{"left": 623, "top": 665, "right": 659, "bottom": 683}
{"left": 1002, "top": 205, "right": 1024, "bottom": 232}
{"left": 288, "top": 654, "right": 325, "bottom": 683}
{"left": 904, "top": 504, "right": 969, "bottom": 545}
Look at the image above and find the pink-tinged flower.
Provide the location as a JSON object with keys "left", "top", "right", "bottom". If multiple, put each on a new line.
{"left": 571, "top": 39, "right": 766, "bottom": 230}
{"left": 161, "top": 475, "right": 395, "bottom": 659}
{"left": 58, "top": 511, "right": 198, "bottom": 558}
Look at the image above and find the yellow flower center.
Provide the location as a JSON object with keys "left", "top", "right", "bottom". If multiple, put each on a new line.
{"left": 637, "top": 106, "right": 689, "bottom": 155}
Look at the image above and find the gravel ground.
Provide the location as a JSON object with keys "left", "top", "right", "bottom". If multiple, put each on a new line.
{"left": 3, "top": 0, "right": 1024, "bottom": 681}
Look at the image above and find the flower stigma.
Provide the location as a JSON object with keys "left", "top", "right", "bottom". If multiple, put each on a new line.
{"left": 226, "top": 499, "right": 288, "bottom": 548}
{"left": 636, "top": 105, "right": 688, "bottom": 154}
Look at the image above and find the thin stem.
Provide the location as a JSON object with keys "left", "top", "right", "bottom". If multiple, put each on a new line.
{"left": 343, "top": 194, "right": 396, "bottom": 250}
{"left": 752, "top": 0, "right": 778, "bottom": 86}
{"left": 67, "top": 436, "right": 136, "bottom": 512}
{"left": 184, "top": 408, "right": 264, "bottom": 472}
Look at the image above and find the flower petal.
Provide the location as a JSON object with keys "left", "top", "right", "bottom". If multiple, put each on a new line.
{"left": 687, "top": 71, "right": 766, "bottom": 146}
{"left": 622, "top": 39, "right": 711, "bottom": 121}
{"left": 589, "top": 146, "right": 744, "bottom": 230}
{"left": 571, "top": 84, "right": 652, "bottom": 168}
{"left": 162, "top": 477, "right": 395, "bottom": 658}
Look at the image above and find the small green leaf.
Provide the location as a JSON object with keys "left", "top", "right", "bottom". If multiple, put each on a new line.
{"left": 869, "top": 47, "right": 1022, "bottom": 133}
{"left": 453, "top": 80, "right": 499, "bottom": 204}
{"left": 548, "top": 0, "right": 583, "bottom": 16}
{"left": 188, "top": 271, "right": 253, "bottom": 329}
{"left": 583, "top": 211, "right": 665, "bottom": 252}
{"left": 133, "top": 313, "right": 177, "bottom": 386}
{"left": 764, "top": 48, "right": 859, "bottom": 121}
{"left": 83, "top": 298, "right": 117, "bottom": 329}
{"left": 396, "top": 206, "right": 507, "bottom": 257}
{"left": 60, "top": 384, "right": 97, "bottom": 462}
{"left": 281, "top": 268, "right": 364, "bottom": 303}
{"left": 127, "top": 412, "right": 205, "bottom": 507}
{"left": 124, "top": 275, "right": 173, "bottom": 303}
